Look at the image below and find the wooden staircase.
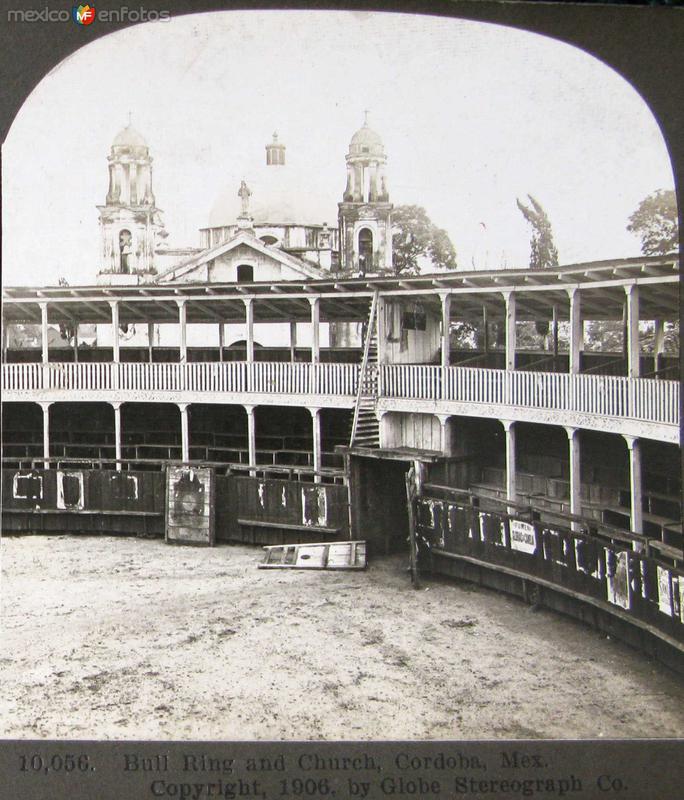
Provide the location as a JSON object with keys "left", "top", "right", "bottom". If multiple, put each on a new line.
{"left": 349, "top": 292, "right": 380, "bottom": 448}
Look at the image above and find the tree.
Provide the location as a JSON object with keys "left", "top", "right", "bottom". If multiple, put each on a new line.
{"left": 627, "top": 189, "right": 679, "bottom": 255}
{"left": 516, "top": 194, "right": 559, "bottom": 270}
{"left": 392, "top": 205, "right": 457, "bottom": 274}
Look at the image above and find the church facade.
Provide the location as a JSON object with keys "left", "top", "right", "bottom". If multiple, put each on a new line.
{"left": 97, "top": 117, "right": 395, "bottom": 289}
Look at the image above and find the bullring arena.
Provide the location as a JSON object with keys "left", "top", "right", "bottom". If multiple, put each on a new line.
{"left": 2, "top": 256, "right": 683, "bottom": 740}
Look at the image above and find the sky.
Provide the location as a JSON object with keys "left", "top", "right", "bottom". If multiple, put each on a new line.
{"left": 1, "top": 9, "right": 676, "bottom": 286}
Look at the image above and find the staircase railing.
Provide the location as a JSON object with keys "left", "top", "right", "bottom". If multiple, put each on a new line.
{"left": 349, "top": 291, "right": 379, "bottom": 446}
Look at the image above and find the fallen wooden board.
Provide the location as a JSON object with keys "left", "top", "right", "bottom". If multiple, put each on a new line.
{"left": 258, "top": 540, "right": 367, "bottom": 570}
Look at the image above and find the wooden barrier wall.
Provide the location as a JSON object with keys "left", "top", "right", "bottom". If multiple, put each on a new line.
{"left": 2, "top": 465, "right": 349, "bottom": 545}
{"left": 415, "top": 485, "right": 684, "bottom": 669}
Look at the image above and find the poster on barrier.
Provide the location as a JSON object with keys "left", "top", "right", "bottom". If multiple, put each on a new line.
{"left": 510, "top": 519, "right": 537, "bottom": 554}
{"left": 606, "top": 550, "right": 631, "bottom": 610}
{"left": 56, "top": 470, "right": 84, "bottom": 511}
{"left": 656, "top": 566, "right": 673, "bottom": 617}
{"left": 165, "top": 466, "right": 215, "bottom": 546}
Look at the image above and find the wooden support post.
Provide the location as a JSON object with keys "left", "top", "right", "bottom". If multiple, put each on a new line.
{"left": 112, "top": 402, "right": 122, "bottom": 470}
{"left": 40, "top": 401, "right": 52, "bottom": 468}
{"left": 503, "top": 291, "right": 516, "bottom": 371}
{"left": 376, "top": 295, "right": 386, "bottom": 365}
{"left": 109, "top": 301, "right": 120, "bottom": 363}
{"left": 502, "top": 419, "right": 516, "bottom": 506}
{"left": 437, "top": 414, "right": 450, "bottom": 455}
{"left": 147, "top": 323, "right": 154, "bottom": 363}
{"left": 177, "top": 300, "right": 187, "bottom": 364}
{"left": 624, "top": 435, "right": 643, "bottom": 540}
{"left": 310, "top": 407, "right": 322, "bottom": 482}
{"left": 244, "top": 299, "right": 254, "bottom": 363}
{"left": 567, "top": 287, "right": 581, "bottom": 374}
{"left": 440, "top": 293, "right": 451, "bottom": 369}
{"left": 482, "top": 304, "right": 489, "bottom": 362}
{"left": 405, "top": 460, "right": 421, "bottom": 589}
{"left": 73, "top": 322, "right": 79, "bottom": 363}
{"left": 289, "top": 321, "right": 297, "bottom": 362}
{"left": 179, "top": 403, "right": 189, "bottom": 462}
{"left": 552, "top": 304, "right": 559, "bottom": 371}
{"left": 309, "top": 297, "right": 320, "bottom": 364}
{"left": 40, "top": 302, "right": 49, "bottom": 364}
{"left": 653, "top": 319, "right": 665, "bottom": 378}
{"left": 625, "top": 284, "right": 640, "bottom": 378}
{"left": 1, "top": 316, "right": 8, "bottom": 360}
{"left": 245, "top": 405, "right": 256, "bottom": 475}
{"left": 218, "top": 322, "right": 225, "bottom": 362}
{"left": 565, "top": 426, "right": 581, "bottom": 530}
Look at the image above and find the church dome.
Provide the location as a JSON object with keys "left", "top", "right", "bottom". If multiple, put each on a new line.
{"left": 348, "top": 119, "right": 385, "bottom": 158}
{"left": 112, "top": 123, "right": 148, "bottom": 150}
{"left": 208, "top": 136, "right": 336, "bottom": 228}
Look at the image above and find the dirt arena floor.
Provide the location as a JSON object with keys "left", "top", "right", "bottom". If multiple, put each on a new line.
{"left": 2, "top": 534, "right": 684, "bottom": 740}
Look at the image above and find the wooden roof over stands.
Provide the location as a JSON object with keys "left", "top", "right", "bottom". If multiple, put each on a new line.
{"left": 2, "top": 255, "right": 679, "bottom": 326}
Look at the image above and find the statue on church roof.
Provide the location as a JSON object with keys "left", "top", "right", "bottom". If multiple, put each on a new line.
{"left": 238, "top": 180, "right": 252, "bottom": 216}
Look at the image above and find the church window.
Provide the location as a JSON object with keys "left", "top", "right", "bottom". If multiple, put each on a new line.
{"left": 237, "top": 264, "right": 254, "bottom": 283}
{"left": 119, "top": 229, "right": 133, "bottom": 274}
{"left": 260, "top": 235, "right": 278, "bottom": 246}
{"left": 358, "top": 228, "right": 373, "bottom": 273}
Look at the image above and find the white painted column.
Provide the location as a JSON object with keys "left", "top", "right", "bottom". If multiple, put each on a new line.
{"left": 502, "top": 420, "right": 516, "bottom": 505}
{"left": 40, "top": 302, "right": 49, "bottom": 364}
{"left": 624, "top": 435, "right": 643, "bottom": 538}
{"left": 310, "top": 407, "right": 322, "bottom": 482}
{"left": 376, "top": 295, "right": 386, "bottom": 364}
{"left": 72, "top": 322, "right": 79, "bottom": 363}
{"left": 244, "top": 299, "right": 254, "bottom": 363}
{"left": 179, "top": 403, "right": 189, "bottom": 462}
{"left": 289, "top": 321, "right": 297, "bottom": 362}
{"left": 653, "top": 319, "right": 665, "bottom": 377}
{"left": 503, "top": 291, "right": 516, "bottom": 371}
{"left": 309, "top": 297, "right": 320, "bottom": 364}
{"left": 245, "top": 405, "right": 256, "bottom": 475}
{"left": 440, "top": 293, "right": 451, "bottom": 369}
{"left": 147, "top": 323, "right": 155, "bottom": 363}
{"left": 625, "top": 284, "right": 640, "bottom": 378}
{"left": 112, "top": 402, "right": 122, "bottom": 470}
{"left": 567, "top": 287, "right": 582, "bottom": 374}
{"left": 109, "top": 301, "right": 120, "bottom": 363}
{"left": 482, "top": 305, "right": 489, "bottom": 358}
{"left": 437, "top": 414, "right": 451, "bottom": 455}
{"left": 218, "top": 322, "right": 225, "bottom": 362}
{"left": 565, "top": 426, "right": 581, "bottom": 529}
{"left": 177, "top": 300, "right": 188, "bottom": 364}
{"left": 40, "top": 401, "right": 52, "bottom": 468}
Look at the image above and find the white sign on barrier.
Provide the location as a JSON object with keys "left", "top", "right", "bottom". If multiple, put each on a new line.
{"left": 510, "top": 520, "right": 537, "bottom": 554}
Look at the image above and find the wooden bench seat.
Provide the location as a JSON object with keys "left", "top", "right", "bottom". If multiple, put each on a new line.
{"left": 3, "top": 509, "right": 161, "bottom": 517}
{"left": 237, "top": 517, "right": 340, "bottom": 535}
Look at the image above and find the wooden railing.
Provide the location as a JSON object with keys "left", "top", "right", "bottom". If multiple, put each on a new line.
{"left": 380, "top": 365, "right": 679, "bottom": 427}
{"left": 2, "top": 361, "right": 360, "bottom": 397}
{"left": 2, "top": 362, "right": 679, "bottom": 429}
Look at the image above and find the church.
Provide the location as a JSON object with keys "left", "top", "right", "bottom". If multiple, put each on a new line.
{"left": 97, "top": 116, "right": 393, "bottom": 283}
{"left": 93, "top": 115, "right": 395, "bottom": 351}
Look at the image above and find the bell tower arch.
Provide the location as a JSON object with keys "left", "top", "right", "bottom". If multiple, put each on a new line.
{"left": 96, "top": 119, "right": 167, "bottom": 285}
{"left": 338, "top": 113, "right": 393, "bottom": 274}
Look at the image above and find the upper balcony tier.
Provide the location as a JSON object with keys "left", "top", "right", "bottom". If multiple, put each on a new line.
{"left": 2, "top": 255, "right": 679, "bottom": 443}
{"left": 2, "top": 361, "right": 678, "bottom": 444}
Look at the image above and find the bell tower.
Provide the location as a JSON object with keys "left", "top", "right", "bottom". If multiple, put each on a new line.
{"left": 338, "top": 113, "right": 393, "bottom": 274}
{"left": 96, "top": 119, "right": 167, "bottom": 285}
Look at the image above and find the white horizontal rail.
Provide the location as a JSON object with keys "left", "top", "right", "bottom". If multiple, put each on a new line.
{"left": 2, "top": 362, "right": 679, "bottom": 428}
{"left": 380, "top": 365, "right": 679, "bottom": 427}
